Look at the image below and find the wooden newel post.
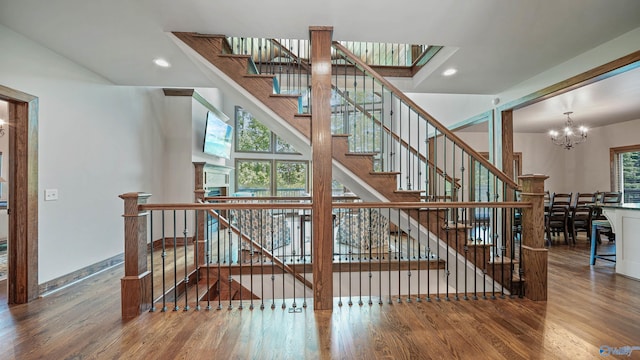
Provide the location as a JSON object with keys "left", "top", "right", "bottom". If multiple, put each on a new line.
{"left": 119, "top": 192, "right": 153, "bottom": 318}
{"left": 194, "top": 189, "right": 206, "bottom": 265}
{"left": 310, "top": 25, "right": 334, "bottom": 310}
{"left": 518, "top": 174, "right": 548, "bottom": 301}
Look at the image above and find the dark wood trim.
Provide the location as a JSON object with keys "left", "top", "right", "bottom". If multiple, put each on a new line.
{"left": 39, "top": 253, "right": 124, "bottom": 295}
{"left": 2, "top": 84, "right": 39, "bottom": 304}
{"left": 310, "top": 26, "right": 334, "bottom": 311}
{"left": 162, "top": 88, "right": 194, "bottom": 97}
{"left": 500, "top": 50, "right": 640, "bottom": 111}
{"left": 501, "top": 110, "right": 514, "bottom": 183}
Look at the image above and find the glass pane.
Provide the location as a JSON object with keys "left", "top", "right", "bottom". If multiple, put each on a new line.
{"left": 275, "top": 135, "right": 298, "bottom": 153}
{"left": 276, "top": 161, "right": 307, "bottom": 197}
{"left": 622, "top": 151, "right": 640, "bottom": 203}
{"left": 237, "top": 160, "right": 272, "bottom": 197}
{"left": 235, "top": 107, "right": 271, "bottom": 152}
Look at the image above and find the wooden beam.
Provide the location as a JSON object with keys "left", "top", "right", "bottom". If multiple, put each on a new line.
{"left": 310, "top": 26, "right": 334, "bottom": 311}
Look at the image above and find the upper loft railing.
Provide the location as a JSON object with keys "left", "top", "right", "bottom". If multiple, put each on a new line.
{"left": 224, "top": 37, "right": 441, "bottom": 107}
{"left": 331, "top": 41, "right": 520, "bottom": 205}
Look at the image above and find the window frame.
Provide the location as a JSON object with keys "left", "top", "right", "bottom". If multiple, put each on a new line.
{"left": 610, "top": 144, "right": 640, "bottom": 203}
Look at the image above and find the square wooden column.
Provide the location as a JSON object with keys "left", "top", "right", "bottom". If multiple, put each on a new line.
{"left": 120, "top": 192, "right": 153, "bottom": 318}
{"left": 518, "top": 174, "right": 548, "bottom": 301}
{"left": 310, "top": 26, "right": 334, "bottom": 310}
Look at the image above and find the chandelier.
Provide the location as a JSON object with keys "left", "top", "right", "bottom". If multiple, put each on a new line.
{"left": 549, "top": 111, "right": 587, "bottom": 150}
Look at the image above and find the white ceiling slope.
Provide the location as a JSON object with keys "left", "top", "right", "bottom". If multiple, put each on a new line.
{"left": 0, "top": 0, "right": 639, "bottom": 132}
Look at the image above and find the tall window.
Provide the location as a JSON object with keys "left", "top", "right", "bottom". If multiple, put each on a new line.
{"left": 611, "top": 145, "right": 640, "bottom": 203}
{"left": 234, "top": 107, "right": 308, "bottom": 196}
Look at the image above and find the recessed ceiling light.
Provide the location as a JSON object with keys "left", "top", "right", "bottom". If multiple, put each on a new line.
{"left": 442, "top": 68, "right": 457, "bottom": 76}
{"left": 153, "top": 58, "right": 171, "bottom": 68}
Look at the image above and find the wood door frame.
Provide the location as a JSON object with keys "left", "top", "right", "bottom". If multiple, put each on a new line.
{"left": 0, "top": 84, "right": 39, "bottom": 304}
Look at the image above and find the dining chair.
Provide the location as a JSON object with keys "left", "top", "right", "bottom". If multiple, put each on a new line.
{"left": 551, "top": 192, "right": 573, "bottom": 208}
{"left": 548, "top": 192, "right": 572, "bottom": 239}
{"left": 546, "top": 205, "right": 572, "bottom": 245}
{"left": 573, "top": 192, "right": 597, "bottom": 207}
{"left": 571, "top": 205, "right": 593, "bottom": 242}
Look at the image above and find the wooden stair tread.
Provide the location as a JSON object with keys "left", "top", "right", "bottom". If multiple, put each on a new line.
{"left": 295, "top": 113, "right": 312, "bottom": 118}
{"left": 488, "top": 256, "right": 519, "bottom": 265}
{"left": 465, "top": 241, "right": 492, "bottom": 247}
{"left": 442, "top": 222, "right": 473, "bottom": 230}
{"left": 345, "top": 152, "right": 378, "bottom": 156}
{"left": 244, "top": 73, "right": 275, "bottom": 79}
{"left": 370, "top": 171, "right": 400, "bottom": 176}
{"left": 270, "top": 93, "right": 301, "bottom": 98}
{"left": 219, "top": 53, "right": 251, "bottom": 59}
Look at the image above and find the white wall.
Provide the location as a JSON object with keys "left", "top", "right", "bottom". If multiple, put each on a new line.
{"left": 0, "top": 24, "right": 165, "bottom": 283}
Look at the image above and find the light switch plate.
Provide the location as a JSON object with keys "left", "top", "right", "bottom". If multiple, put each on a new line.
{"left": 45, "top": 189, "right": 58, "bottom": 201}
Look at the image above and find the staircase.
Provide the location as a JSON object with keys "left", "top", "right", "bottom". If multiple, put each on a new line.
{"left": 171, "top": 32, "right": 521, "bottom": 295}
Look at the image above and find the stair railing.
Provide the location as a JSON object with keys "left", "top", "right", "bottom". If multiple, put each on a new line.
{"left": 332, "top": 41, "right": 519, "bottom": 199}
{"left": 120, "top": 192, "right": 536, "bottom": 319}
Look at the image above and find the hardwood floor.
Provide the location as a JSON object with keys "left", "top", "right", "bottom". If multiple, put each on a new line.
{"left": 1, "top": 237, "right": 639, "bottom": 359}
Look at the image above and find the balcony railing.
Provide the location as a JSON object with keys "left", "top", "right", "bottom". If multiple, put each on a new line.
{"left": 119, "top": 186, "right": 548, "bottom": 319}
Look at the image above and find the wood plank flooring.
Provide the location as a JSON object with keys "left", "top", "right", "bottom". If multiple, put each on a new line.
{"left": 1, "top": 237, "right": 639, "bottom": 359}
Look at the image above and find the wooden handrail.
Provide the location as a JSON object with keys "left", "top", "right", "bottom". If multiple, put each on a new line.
{"left": 139, "top": 200, "right": 529, "bottom": 212}
{"left": 332, "top": 41, "right": 519, "bottom": 190}
{"left": 331, "top": 84, "right": 461, "bottom": 189}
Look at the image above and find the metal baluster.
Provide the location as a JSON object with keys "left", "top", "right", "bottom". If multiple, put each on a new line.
{"left": 426, "top": 208, "right": 431, "bottom": 302}
{"left": 227, "top": 210, "right": 233, "bottom": 310}
{"left": 461, "top": 151, "right": 469, "bottom": 301}
{"left": 337, "top": 207, "right": 342, "bottom": 307}
{"left": 368, "top": 208, "right": 374, "bottom": 305}
{"left": 416, "top": 208, "right": 422, "bottom": 302}
{"left": 387, "top": 207, "right": 392, "bottom": 305}
{"left": 217, "top": 210, "right": 222, "bottom": 310}
{"left": 453, "top": 147, "right": 459, "bottom": 301}
{"left": 270, "top": 211, "right": 276, "bottom": 310}
{"left": 183, "top": 210, "right": 190, "bottom": 311}
{"left": 194, "top": 210, "right": 200, "bottom": 311}
{"left": 173, "top": 210, "right": 179, "bottom": 311}
{"left": 277, "top": 209, "right": 286, "bottom": 310}
{"left": 406, "top": 208, "right": 412, "bottom": 302}
{"left": 348, "top": 209, "right": 353, "bottom": 306}
{"left": 205, "top": 211, "right": 211, "bottom": 311}
{"left": 150, "top": 211, "right": 155, "bottom": 312}
{"left": 398, "top": 99, "right": 403, "bottom": 189}
{"left": 238, "top": 209, "right": 243, "bottom": 311}
{"left": 397, "top": 210, "right": 401, "bottom": 302}
{"left": 302, "top": 206, "right": 308, "bottom": 308}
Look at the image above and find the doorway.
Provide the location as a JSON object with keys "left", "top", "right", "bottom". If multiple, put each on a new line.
{"left": 0, "top": 84, "right": 39, "bottom": 304}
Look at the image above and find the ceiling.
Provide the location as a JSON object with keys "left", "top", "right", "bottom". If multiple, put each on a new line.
{"left": 1, "top": 0, "right": 639, "bottom": 133}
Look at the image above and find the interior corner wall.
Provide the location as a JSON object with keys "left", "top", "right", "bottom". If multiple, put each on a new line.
{"left": 456, "top": 117, "right": 640, "bottom": 195}
{"left": 0, "top": 24, "right": 165, "bottom": 283}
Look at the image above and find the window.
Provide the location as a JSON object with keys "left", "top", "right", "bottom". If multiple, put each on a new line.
{"left": 235, "top": 106, "right": 300, "bottom": 154}
{"left": 235, "top": 107, "right": 271, "bottom": 152}
{"left": 611, "top": 145, "right": 640, "bottom": 203}
{"left": 236, "top": 160, "right": 272, "bottom": 196}
{"left": 234, "top": 107, "right": 308, "bottom": 197}
{"left": 276, "top": 161, "right": 308, "bottom": 196}
{"left": 235, "top": 159, "right": 308, "bottom": 197}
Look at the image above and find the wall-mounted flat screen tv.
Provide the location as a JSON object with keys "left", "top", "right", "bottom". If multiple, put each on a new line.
{"left": 203, "top": 111, "right": 233, "bottom": 159}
